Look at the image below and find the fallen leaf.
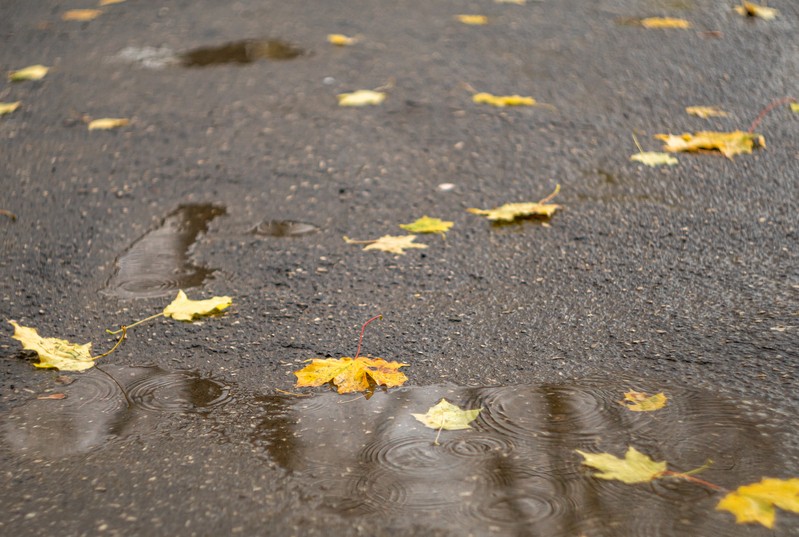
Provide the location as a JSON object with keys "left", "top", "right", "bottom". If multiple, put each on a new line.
{"left": 686, "top": 106, "right": 729, "bottom": 119}
{"left": 294, "top": 356, "right": 408, "bottom": 394}
{"left": 630, "top": 151, "right": 678, "bottom": 167}
{"left": 577, "top": 446, "right": 667, "bottom": 484}
{"left": 399, "top": 216, "right": 454, "bottom": 236}
{"left": 473, "top": 92, "right": 536, "bottom": 107}
{"left": 162, "top": 290, "right": 233, "bottom": 322}
{"left": 55, "top": 375, "right": 75, "bottom": 385}
{"left": 337, "top": 89, "right": 386, "bottom": 107}
{"left": 456, "top": 15, "right": 488, "bottom": 25}
{"left": 468, "top": 184, "right": 560, "bottom": 222}
{"left": 62, "top": 9, "right": 103, "bottom": 21}
{"left": 734, "top": 2, "right": 778, "bottom": 20}
{"left": 344, "top": 235, "right": 428, "bottom": 255}
{"left": 8, "top": 320, "right": 95, "bottom": 372}
{"left": 412, "top": 399, "right": 481, "bottom": 430}
{"left": 9, "top": 64, "right": 49, "bottom": 82}
{"left": 621, "top": 391, "right": 668, "bottom": 411}
{"left": 790, "top": 103, "right": 799, "bottom": 113}
{"left": 717, "top": 478, "right": 799, "bottom": 528}
{"left": 88, "top": 118, "right": 129, "bottom": 130}
{"left": 99, "top": 0, "right": 126, "bottom": 5}
{"left": 37, "top": 393, "right": 67, "bottom": 400}
{"left": 640, "top": 17, "right": 692, "bottom": 29}
{"left": 0, "top": 102, "right": 21, "bottom": 115}
{"left": 495, "top": 0, "right": 526, "bottom": 4}
{"left": 655, "top": 130, "right": 765, "bottom": 159}
{"left": 328, "top": 34, "right": 356, "bottom": 46}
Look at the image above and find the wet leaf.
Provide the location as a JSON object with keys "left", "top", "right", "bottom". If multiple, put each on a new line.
{"left": 412, "top": 399, "right": 482, "bottom": 430}
{"left": 344, "top": 235, "right": 428, "bottom": 255}
{"left": 495, "top": 0, "right": 526, "bottom": 4}
{"left": 473, "top": 92, "right": 536, "bottom": 107}
{"left": 467, "top": 184, "right": 560, "bottom": 222}
{"left": 640, "top": 17, "right": 692, "bottom": 29}
{"left": 399, "top": 216, "right": 453, "bottom": 236}
{"left": 294, "top": 356, "right": 408, "bottom": 394}
{"left": 0, "top": 102, "right": 21, "bottom": 115}
{"left": 162, "top": 290, "right": 233, "bottom": 322}
{"left": 62, "top": 9, "right": 103, "bottom": 21}
{"left": 734, "top": 2, "right": 778, "bottom": 20}
{"left": 621, "top": 391, "right": 667, "bottom": 411}
{"left": 8, "top": 320, "right": 95, "bottom": 372}
{"left": 655, "top": 130, "right": 765, "bottom": 159}
{"left": 328, "top": 34, "right": 356, "bottom": 46}
{"left": 99, "top": 0, "right": 126, "bottom": 5}
{"left": 790, "top": 103, "right": 799, "bottom": 113}
{"left": 717, "top": 478, "right": 799, "bottom": 528}
{"left": 8, "top": 64, "right": 49, "bottom": 82}
{"left": 37, "top": 393, "right": 67, "bottom": 400}
{"left": 686, "top": 106, "right": 729, "bottom": 119}
{"left": 337, "top": 90, "right": 386, "bottom": 107}
{"left": 88, "top": 118, "right": 129, "bottom": 130}
{"left": 456, "top": 15, "right": 488, "bottom": 25}
{"left": 577, "top": 446, "right": 667, "bottom": 484}
{"left": 630, "top": 151, "right": 678, "bottom": 167}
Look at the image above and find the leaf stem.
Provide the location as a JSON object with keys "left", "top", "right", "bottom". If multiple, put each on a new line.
{"left": 632, "top": 133, "right": 645, "bottom": 153}
{"left": 539, "top": 184, "right": 561, "bottom": 204}
{"left": 659, "top": 470, "right": 726, "bottom": 492}
{"left": 353, "top": 314, "right": 383, "bottom": 360}
{"left": 106, "top": 312, "right": 164, "bottom": 335}
{"left": 748, "top": 96, "right": 796, "bottom": 133}
{"left": 92, "top": 326, "right": 127, "bottom": 361}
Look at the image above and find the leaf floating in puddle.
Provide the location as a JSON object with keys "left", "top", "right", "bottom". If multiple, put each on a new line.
{"left": 62, "top": 9, "right": 103, "bottom": 21}
{"left": 473, "top": 92, "right": 536, "bottom": 107}
{"left": 640, "top": 17, "right": 692, "bottom": 29}
{"left": 467, "top": 184, "right": 560, "bottom": 222}
{"left": 294, "top": 356, "right": 408, "bottom": 394}
{"left": 88, "top": 118, "right": 129, "bottom": 130}
{"left": 399, "top": 216, "right": 453, "bottom": 236}
{"left": 621, "top": 390, "right": 667, "bottom": 411}
{"left": 162, "top": 290, "right": 233, "bottom": 322}
{"left": 686, "top": 106, "right": 729, "bottom": 119}
{"left": 8, "top": 321, "right": 95, "bottom": 372}
{"left": 0, "top": 102, "right": 21, "bottom": 116}
{"left": 456, "top": 14, "right": 489, "bottom": 25}
{"left": 327, "top": 34, "right": 357, "bottom": 46}
{"left": 655, "top": 130, "right": 765, "bottom": 159}
{"left": 717, "top": 478, "right": 799, "bottom": 528}
{"left": 577, "top": 446, "right": 667, "bottom": 484}
{"left": 344, "top": 234, "right": 427, "bottom": 254}
{"left": 337, "top": 89, "right": 386, "bottom": 107}
{"left": 412, "top": 399, "right": 482, "bottom": 431}
{"left": 734, "top": 2, "right": 778, "bottom": 20}
{"left": 8, "top": 65, "right": 49, "bottom": 82}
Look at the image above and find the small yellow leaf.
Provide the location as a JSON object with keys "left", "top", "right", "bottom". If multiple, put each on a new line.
{"left": 468, "top": 185, "right": 560, "bottom": 222}
{"left": 99, "top": 0, "right": 126, "bottom": 5}
{"left": 734, "top": 2, "right": 778, "bottom": 20}
{"left": 685, "top": 106, "right": 729, "bottom": 119}
{"left": 328, "top": 34, "right": 356, "bottom": 46}
{"left": 456, "top": 15, "right": 489, "bottom": 25}
{"left": 621, "top": 391, "right": 668, "bottom": 411}
{"left": 630, "top": 151, "right": 679, "bottom": 167}
{"left": 88, "top": 118, "right": 130, "bottom": 130}
{"left": 294, "top": 356, "right": 408, "bottom": 394}
{"left": 790, "top": 103, "right": 799, "bottom": 113}
{"left": 162, "top": 290, "right": 233, "bottom": 322}
{"left": 412, "top": 399, "right": 482, "bottom": 431}
{"left": 717, "top": 478, "right": 799, "bottom": 528}
{"left": 337, "top": 89, "right": 386, "bottom": 107}
{"left": 577, "top": 446, "right": 668, "bottom": 484}
{"left": 8, "top": 320, "right": 95, "bottom": 372}
{"left": 62, "top": 9, "right": 103, "bottom": 21}
{"left": 344, "top": 235, "right": 428, "bottom": 255}
{"left": 640, "top": 17, "right": 692, "bottom": 29}
{"left": 8, "top": 64, "right": 49, "bottom": 82}
{"left": 399, "top": 216, "right": 454, "bottom": 236}
{"left": 473, "top": 92, "right": 536, "bottom": 107}
{"left": 655, "top": 130, "right": 765, "bottom": 159}
{"left": 0, "top": 102, "right": 21, "bottom": 115}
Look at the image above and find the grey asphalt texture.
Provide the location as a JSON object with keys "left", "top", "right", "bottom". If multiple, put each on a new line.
{"left": 1, "top": 0, "right": 797, "bottom": 535}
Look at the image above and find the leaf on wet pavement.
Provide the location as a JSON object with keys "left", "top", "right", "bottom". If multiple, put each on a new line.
{"left": 630, "top": 151, "right": 678, "bottom": 167}
{"left": 0, "top": 102, "right": 21, "bottom": 115}
{"left": 790, "top": 103, "right": 799, "bottom": 113}
{"left": 717, "top": 478, "right": 799, "bottom": 528}
{"left": 37, "top": 393, "right": 67, "bottom": 400}
{"left": 328, "top": 34, "right": 357, "bottom": 46}
{"left": 473, "top": 92, "right": 536, "bottom": 107}
{"left": 99, "top": 0, "right": 126, "bottom": 5}
{"left": 456, "top": 15, "right": 489, "bottom": 25}
{"left": 640, "top": 17, "right": 692, "bottom": 29}
{"left": 337, "top": 90, "right": 386, "bottom": 107}
{"left": 621, "top": 390, "right": 668, "bottom": 411}
{"left": 8, "top": 320, "right": 96, "bottom": 372}
{"left": 734, "top": 2, "right": 778, "bottom": 20}
{"left": 495, "top": 0, "right": 526, "bottom": 4}
{"left": 399, "top": 216, "right": 454, "bottom": 236}
{"left": 468, "top": 184, "right": 560, "bottom": 222}
{"left": 686, "top": 106, "right": 729, "bottom": 119}
{"left": 655, "top": 130, "right": 765, "bottom": 158}
{"left": 62, "top": 9, "right": 103, "bottom": 21}
{"left": 88, "top": 118, "right": 130, "bottom": 130}
{"left": 294, "top": 356, "right": 409, "bottom": 394}
{"left": 412, "top": 399, "right": 482, "bottom": 430}
{"left": 162, "top": 290, "right": 233, "bottom": 322}
{"left": 8, "top": 65, "right": 49, "bottom": 82}
{"left": 344, "top": 235, "right": 428, "bottom": 255}
{"left": 577, "top": 446, "right": 667, "bottom": 484}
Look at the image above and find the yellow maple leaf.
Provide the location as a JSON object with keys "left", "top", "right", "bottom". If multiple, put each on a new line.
{"left": 399, "top": 216, "right": 454, "bottom": 236}
{"left": 655, "top": 130, "right": 765, "bottom": 159}
{"left": 328, "top": 34, "right": 356, "bottom": 46}
{"left": 685, "top": 106, "right": 729, "bottom": 119}
{"left": 0, "top": 102, "right": 21, "bottom": 115}
{"left": 62, "top": 9, "right": 103, "bottom": 21}
{"left": 88, "top": 118, "right": 130, "bottom": 130}
{"left": 621, "top": 390, "right": 668, "bottom": 411}
{"left": 8, "top": 320, "right": 96, "bottom": 372}
{"left": 640, "top": 17, "right": 692, "bottom": 29}
{"left": 8, "top": 64, "right": 49, "bottom": 82}
{"left": 162, "top": 290, "right": 233, "bottom": 322}
{"left": 734, "top": 2, "right": 778, "bottom": 20}
{"left": 577, "top": 446, "right": 668, "bottom": 484}
{"left": 468, "top": 184, "right": 560, "bottom": 222}
{"left": 344, "top": 235, "right": 428, "bottom": 255}
{"left": 473, "top": 92, "right": 536, "bottom": 107}
{"left": 630, "top": 151, "right": 678, "bottom": 167}
{"left": 337, "top": 89, "right": 386, "bottom": 107}
{"left": 294, "top": 356, "right": 408, "bottom": 394}
{"left": 717, "top": 478, "right": 799, "bottom": 528}
{"left": 412, "top": 399, "right": 481, "bottom": 431}
{"left": 456, "top": 14, "right": 488, "bottom": 25}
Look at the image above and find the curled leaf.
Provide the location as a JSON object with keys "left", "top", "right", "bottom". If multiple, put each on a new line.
{"left": 621, "top": 391, "right": 667, "bottom": 411}
{"left": 734, "top": 2, "right": 778, "bottom": 20}
{"left": 8, "top": 320, "right": 95, "bottom": 372}
{"left": 328, "top": 34, "right": 356, "bottom": 46}
{"left": 294, "top": 356, "right": 408, "bottom": 394}
{"left": 399, "top": 216, "right": 454, "bottom": 236}
{"left": 473, "top": 92, "right": 536, "bottom": 107}
{"left": 655, "top": 130, "right": 765, "bottom": 159}
{"left": 9, "top": 65, "right": 49, "bottom": 82}
{"left": 456, "top": 15, "right": 488, "bottom": 25}
{"left": 640, "top": 17, "right": 692, "bottom": 29}
{"left": 577, "top": 446, "right": 667, "bottom": 484}
{"left": 717, "top": 478, "right": 799, "bottom": 528}
{"left": 685, "top": 106, "right": 729, "bottom": 119}
{"left": 162, "top": 290, "right": 233, "bottom": 321}
{"left": 337, "top": 90, "right": 386, "bottom": 107}
{"left": 468, "top": 184, "right": 560, "bottom": 222}
{"left": 630, "top": 151, "right": 678, "bottom": 167}
{"left": 88, "top": 118, "right": 130, "bottom": 130}
{"left": 0, "top": 102, "right": 21, "bottom": 116}
{"left": 62, "top": 9, "right": 103, "bottom": 21}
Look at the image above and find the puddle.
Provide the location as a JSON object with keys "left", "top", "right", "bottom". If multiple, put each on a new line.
{"left": 252, "top": 219, "right": 319, "bottom": 238}
{"left": 252, "top": 380, "right": 783, "bottom": 536}
{"left": 180, "top": 39, "right": 304, "bottom": 67}
{"left": 104, "top": 204, "right": 225, "bottom": 299}
{"left": 1, "top": 365, "right": 231, "bottom": 458}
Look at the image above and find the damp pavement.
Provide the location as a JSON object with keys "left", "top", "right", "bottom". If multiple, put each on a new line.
{"left": 0, "top": 1, "right": 797, "bottom": 535}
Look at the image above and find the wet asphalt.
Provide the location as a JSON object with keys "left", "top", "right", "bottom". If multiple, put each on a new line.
{"left": 1, "top": 0, "right": 797, "bottom": 535}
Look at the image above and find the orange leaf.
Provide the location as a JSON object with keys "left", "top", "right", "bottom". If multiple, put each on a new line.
{"left": 294, "top": 356, "right": 408, "bottom": 394}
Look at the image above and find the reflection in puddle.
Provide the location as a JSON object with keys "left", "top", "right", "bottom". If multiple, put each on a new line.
{"left": 180, "top": 39, "right": 304, "bottom": 67}
{"left": 252, "top": 381, "right": 781, "bottom": 536}
{"left": 252, "top": 219, "right": 319, "bottom": 238}
{"left": 104, "top": 204, "right": 225, "bottom": 299}
{"left": 2, "top": 366, "right": 230, "bottom": 458}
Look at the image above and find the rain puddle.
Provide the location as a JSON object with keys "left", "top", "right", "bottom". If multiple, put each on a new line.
{"left": 252, "top": 219, "right": 319, "bottom": 238}
{"left": 252, "top": 380, "right": 783, "bottom": 536}
{"left": 104, "top": 204, "right": 225, "bottom": 299}
{"left": 1, "top": 365, "right": 231, "bottom": 458}
{"left": 180, "top": 39, "right": 304, "bottom": 67}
